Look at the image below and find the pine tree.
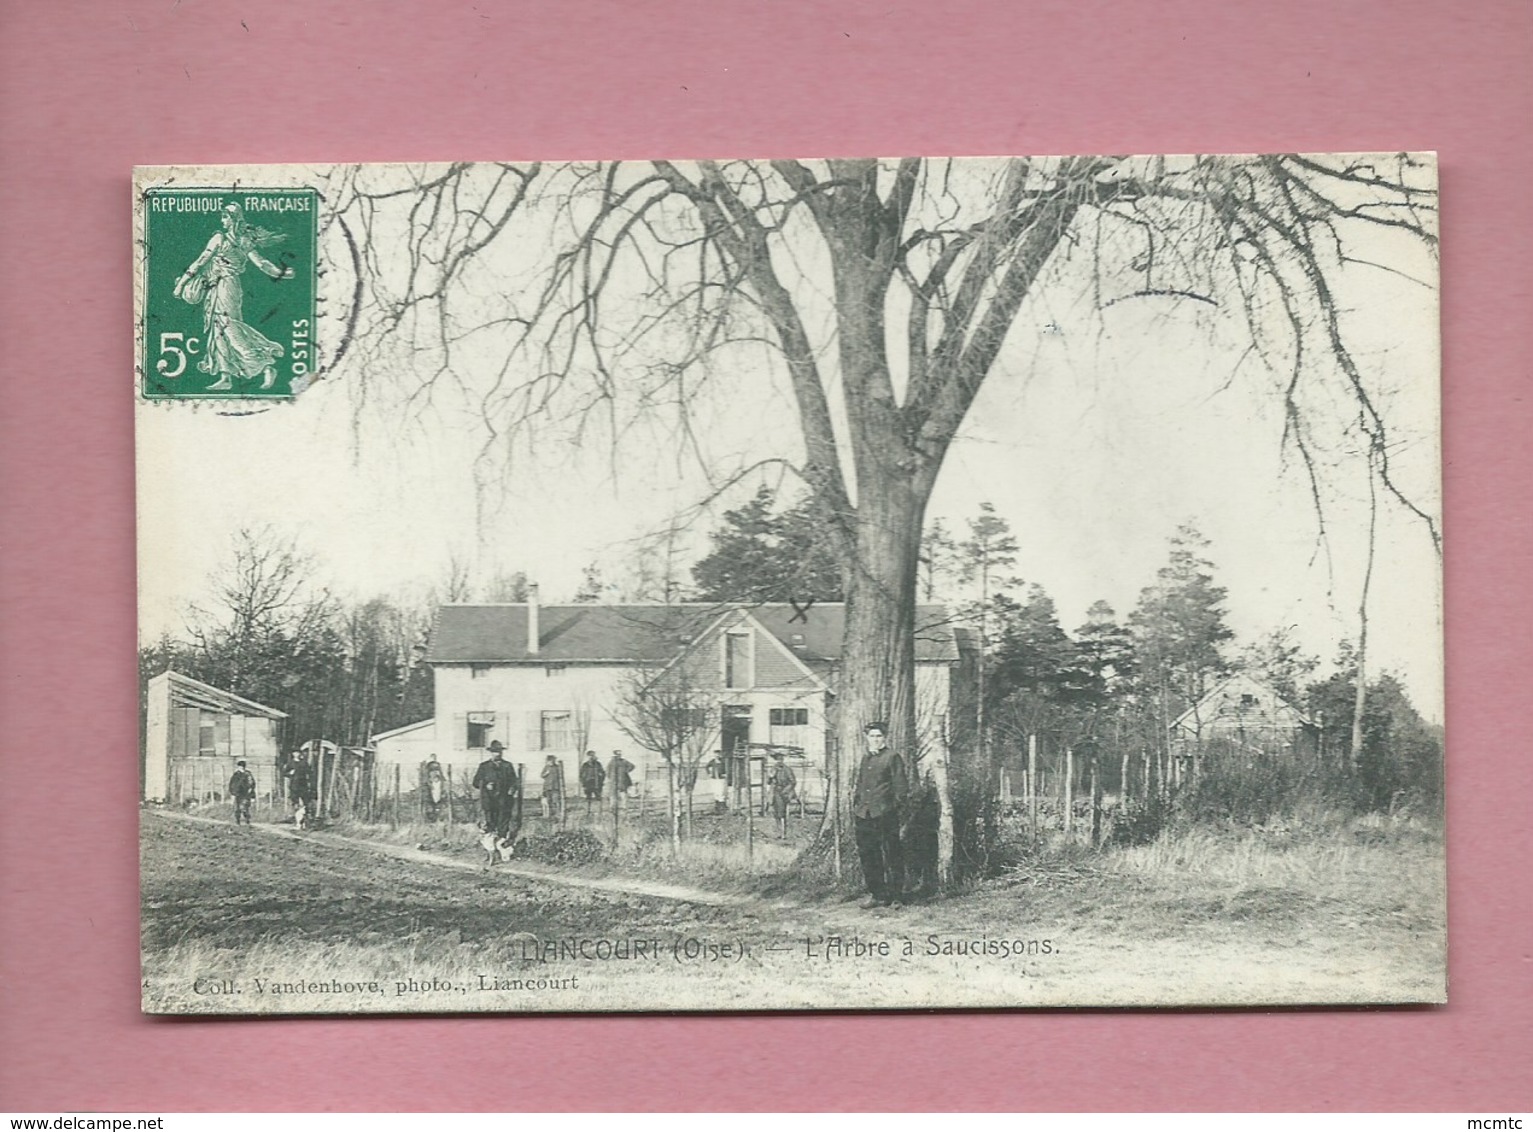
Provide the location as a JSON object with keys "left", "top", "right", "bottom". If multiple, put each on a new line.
{"left": 1128, "top": 524, "right": 1234, "bottom": 751}
{"left": 690, "top": 486, "right": 844, "bottom": 603}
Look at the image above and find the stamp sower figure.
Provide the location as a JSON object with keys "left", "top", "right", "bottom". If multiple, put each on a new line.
{"left": 852, "top": 722, "right": 908, "bottom": 908}
{"left": 228, "top": 759, "right": 256, "bottom": 826}
{"left": 472, "top": 740, "right": 520, "bottom": 839}
{"left": 172, "top": 203, "right": 293, "bottom": 391}
{"left": 766, "top": 751, "right": 797, "bottom": 838}
{"left": 540, "top": 753, "right": 565, "bottom": 820}
{"left": 579, "top": 750, "right": 605, "bottom": 814}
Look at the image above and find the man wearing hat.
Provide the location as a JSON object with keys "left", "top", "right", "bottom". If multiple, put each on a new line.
{"left": 851, "top": 722, "right": 908, "bottom": 907}
{"left": 228, "top": 759, "right": 256, "bottom": 826}
{"left": 766, "top": 750, "right": 798, "bottom": 839}
{"left": 472, "top": 740, "right": 520, "bottom": 839}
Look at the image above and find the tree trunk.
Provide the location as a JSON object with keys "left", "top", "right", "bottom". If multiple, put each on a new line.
{"left": 1351, "top": 451, "right": 1379, "bottom": 768}
{"left": 667, "top": 759, "right": 678, "bottom": 856}
{"left": 833, "top": 471, "right": 930, "bottom": 874}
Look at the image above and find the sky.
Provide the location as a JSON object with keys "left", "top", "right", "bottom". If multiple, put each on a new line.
{"left": 136, "top": 157, "right": 1443, "bottom": 720}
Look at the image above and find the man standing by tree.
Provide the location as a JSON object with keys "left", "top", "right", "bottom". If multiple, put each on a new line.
{"left": 852, "top": 722, "right": 908, "bottom": 908}
{"left": 472, "top": 740, "right": 519, "bottom": 839}
{"left": 228, "top": 759, "right": 256, "bottom": 826}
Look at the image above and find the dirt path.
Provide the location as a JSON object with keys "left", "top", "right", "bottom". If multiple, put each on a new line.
{"left": 152, "top": 808, "right": 751, "bottom": 908}
{"left": 140, "top": 809, "right": 1445, "bottom": 1015}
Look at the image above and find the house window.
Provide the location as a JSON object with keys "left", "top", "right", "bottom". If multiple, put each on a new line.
{"left": 471, "top": 664, "right": 490, "bottom": 680}
{"left": 769, "top": 706, "right": 809, "bottom": 749}
{"left": 536, "top": 710, "right": 573, "bottom": 751}
{"left": 724, "top": 631, "right": 752, "bottom": 689}
{"left": 467, "top": 711, "right": 496, "bottom": 749}
{"left": 198, "top": 710, "right": 220, "bottom": 757}
{"left": 1240, "top": 693, "right": 1258, "bottom": 708}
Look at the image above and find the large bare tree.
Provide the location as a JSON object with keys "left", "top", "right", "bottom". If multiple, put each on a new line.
{"left": 322, "top": 154, "right": 1439, "bottom": 863}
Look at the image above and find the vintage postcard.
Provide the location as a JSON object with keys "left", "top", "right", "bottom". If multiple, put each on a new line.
{"left": 135, "top": 156, "right": 1444, "bottom": 1014}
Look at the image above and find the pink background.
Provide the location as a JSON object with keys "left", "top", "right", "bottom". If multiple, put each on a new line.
{"left": 1, "top": 0, "right": 1529, "bottom": 1112}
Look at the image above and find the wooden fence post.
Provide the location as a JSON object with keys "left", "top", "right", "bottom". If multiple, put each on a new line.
{"left": 1027, "top": 734, "right": 1039, "bottom": 840}
{"left": 1090, "top": 751, "right": 1102, "bottom": 848}
{"left": 745, "top": 770, "right": 754, "bottom": 864}
{"left": 1064, "top": 746, "right": 1074, "bottom": 836}
{"left": 445, "top": 765, "right": 455, "bottom": 824}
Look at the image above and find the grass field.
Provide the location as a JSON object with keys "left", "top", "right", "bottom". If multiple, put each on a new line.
{"left": 140, "top": 806, "right": 1446, "bottom": 1014}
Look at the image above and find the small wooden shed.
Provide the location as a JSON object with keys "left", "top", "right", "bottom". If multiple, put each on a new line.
{"left": 143, "top": 670, "right": 287, "bottom": 804}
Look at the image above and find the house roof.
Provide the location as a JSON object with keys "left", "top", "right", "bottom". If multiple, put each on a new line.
{"left": 150, "top": 669, "right": 288, "bottom": 719}
{"left": 427, "top": 602, "right": 963, "bottom": 665}
{"left": 370, "top": 717, "right": 435, "bottom": 743}
{"left": 1169, "top": 673, "right": 1316, "bottom": 731}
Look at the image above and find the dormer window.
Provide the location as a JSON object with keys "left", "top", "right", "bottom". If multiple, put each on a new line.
{"left": 724, "top": 630, "right": 753, "bottom": 689}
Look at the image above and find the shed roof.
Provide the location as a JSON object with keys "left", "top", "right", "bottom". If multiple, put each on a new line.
{"left": 427, "top": 603, "right": 962, "bottom": 665}
{"left": 150, "top": 670, "right": 288, "bottom": 719}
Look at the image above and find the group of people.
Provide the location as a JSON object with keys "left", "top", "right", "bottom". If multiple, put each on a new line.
{"left": 232, "top": 722, "right": 929, "bottom": 908}
{"left": 466, "top": 743, "right": 640, "bottom": 841}
{"left": 223, "top": 750, "right": 320, "bottom": 829}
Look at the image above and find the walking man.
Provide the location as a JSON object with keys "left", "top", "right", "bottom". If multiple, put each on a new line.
{"left": 228, "top": 759, "right": 256, "bottom": 826}
{"left": 579, "top": 750, "right": 605, "bottom": 814}
{"left": 766, "top": 751, "right": 797, "bottom": 838}
{"left": 285, "top": 751, "right": 316, "bottom": 829}
{"left": 852, "top": 722, "right": 907, "bottom": 908}
{"left": 472, "top": 740, "right": 520, "bottom": 839}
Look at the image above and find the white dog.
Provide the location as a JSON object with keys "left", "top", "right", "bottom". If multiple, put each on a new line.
{"left": 480, "top": 828, "right": 516, "bottom": 867}
{"left": 294, "top": 801, "right": 308, "bottom": 831}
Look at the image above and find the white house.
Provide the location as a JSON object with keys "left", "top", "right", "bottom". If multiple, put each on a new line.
{"left": 423, "top": 596, "right": 969, "bottom": 800}
{"left": 371, "top": 718, "right": 437, "bottom": 771}
{"left": 1169, "top": 673, "right": 1319, "bottom": 760}
{"left": 143, "top": 670, "right": 287, "bottom": 804}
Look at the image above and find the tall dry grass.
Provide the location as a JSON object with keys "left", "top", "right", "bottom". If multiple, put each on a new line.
{"left": 1105, "top": 810, "right": 1445, "bottom": 911}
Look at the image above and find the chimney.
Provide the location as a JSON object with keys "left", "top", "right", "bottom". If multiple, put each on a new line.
{"left": 527, "top": 583, "right": 540, "bottom": 656}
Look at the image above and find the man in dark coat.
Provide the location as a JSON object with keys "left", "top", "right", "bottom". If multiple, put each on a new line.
{"left": 607, "top": 750, "right": 635, "bottom": 800}
{"left": 284, "top": 752, "right": 316, "bottom": 827}
{"left": 578, "top": 750, "right": 605, "bottom": 813}
{"left": 852, "top": 722, "right": 908, "bottom": 908}
{"left": 228, "top": 759, "right": 256, "bottom": 826}
{"left": 472, "top": 740, "right": 520, "bottom": 838}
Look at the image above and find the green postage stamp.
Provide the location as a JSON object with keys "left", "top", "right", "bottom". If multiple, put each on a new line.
{"left": 138, "top": 186, "right": 318, "bottom": 399}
